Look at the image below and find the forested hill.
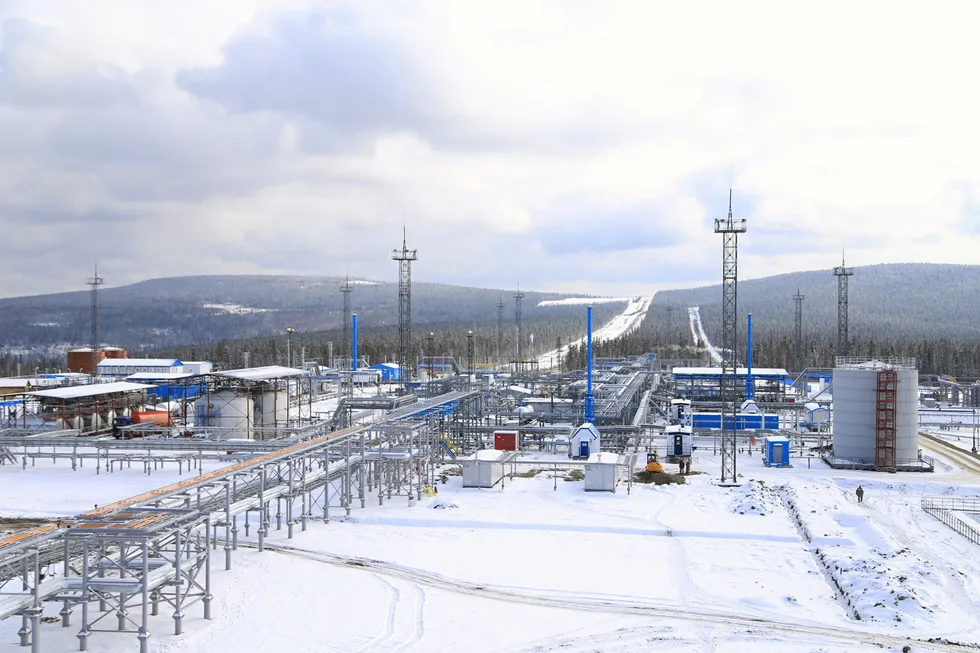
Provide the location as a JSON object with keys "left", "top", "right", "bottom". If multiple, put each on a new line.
{"left": 0, "top": 275, "right": 618, "bottom": 354}
{"left": 654, "top": 263, "right": 980, "bottom": 342}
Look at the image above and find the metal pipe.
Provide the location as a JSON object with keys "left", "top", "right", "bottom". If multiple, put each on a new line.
{"left": 584, "top": 306, "right": 595, "bottom": 424}
{"left": 746, "top": 313, "right": 754, "bottom": 400}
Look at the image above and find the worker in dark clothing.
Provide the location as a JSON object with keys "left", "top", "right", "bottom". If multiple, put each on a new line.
{"left": 856, "top": 486, "right": 864, "bottom": 503}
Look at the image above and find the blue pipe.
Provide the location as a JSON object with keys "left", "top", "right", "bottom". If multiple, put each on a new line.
{"left": 352, "top": 313, "right": 358, "bottom": 372}
{"left": 584, "top": 306, "right": 595, "bottom": 424}
{"left": 746, "top": 313, "right": 753, "bottom": 400}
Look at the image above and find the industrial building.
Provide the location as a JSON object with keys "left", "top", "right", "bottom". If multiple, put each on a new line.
{"left": 29, "top": 381, "right": 153, "bottom": 432}
{"left": 66, "top": 346, "right": 128, "bottom": 374}
{"left": 370, "top": 362, "right": 401, "bottom": 382}
{"left": 672, "top": 366, "right": 791, "bottom": 402}
{"left": 97, "top": 358, "right": 184, "bottom": 378}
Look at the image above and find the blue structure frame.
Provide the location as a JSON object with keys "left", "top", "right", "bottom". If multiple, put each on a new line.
{"left": 690, "top": 413, "right": 779, "bottom": 430}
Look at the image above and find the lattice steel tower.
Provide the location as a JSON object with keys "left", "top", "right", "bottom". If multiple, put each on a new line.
{"left": 340, "top": 275, "right": 352, "bottom": 369}
{"left": 513, "top": 287, "right": 525, "bottom": 363}
{"left": 714, "top": 191, "right": 747, "bottom": 484}
{"left": 496, "top": 296, "right": 505, "bottom": 367}
{"left": 833, "top": 252, "right": 853, "bottom": 357}
{"left": 392, "top": 228, "right": 418, "bottom": 382}
{"left": 793, "top": 287, "right": 805, "bottom": 373}
{"left": 87, "top": 264, "right": 104, "bottom": 374}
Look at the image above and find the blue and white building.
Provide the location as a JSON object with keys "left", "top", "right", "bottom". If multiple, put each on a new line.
{"left": 97, "top": 359, "right": 183, "bottom": 378}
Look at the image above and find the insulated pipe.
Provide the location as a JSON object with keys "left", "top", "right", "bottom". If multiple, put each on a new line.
{"left": 584, "top": 306, "right": 595, "bottom": 424}
{"left": 352, "top": 314, "right": 358, "bottom": 372}
{"left": 746, "top": 313, "right": 754, "bottom": 400}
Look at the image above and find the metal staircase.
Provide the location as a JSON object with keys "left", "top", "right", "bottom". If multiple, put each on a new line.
{"left": 875, "top": 370, "right": 897, "bottom": 472}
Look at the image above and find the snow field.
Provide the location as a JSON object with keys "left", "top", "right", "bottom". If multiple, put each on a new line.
{"left": 537, "top": 296, "right": 651, "bottom": 370}
{"left": 3, "top": 454, "right": 980, "bottom": 651}
{"left": 779, "top": 481, "right": 971, "bottom": 632}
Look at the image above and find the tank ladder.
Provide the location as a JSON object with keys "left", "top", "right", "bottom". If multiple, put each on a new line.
{"left": 875, "top": 370, "right": 898, "bottom": 472}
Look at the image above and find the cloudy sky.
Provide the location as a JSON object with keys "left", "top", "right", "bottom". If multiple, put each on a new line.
{"left": 1, "top": 0, "right": 978, "bottom": 299}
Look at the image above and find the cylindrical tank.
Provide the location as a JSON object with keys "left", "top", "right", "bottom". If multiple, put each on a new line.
{"left": 833, "top": 364, "right": 918, "bottom": 463}
{"left": 195, "top": 390, "right": 253, "bottom": 440}
{"left": 255, "top": 389, "right": 288, "bottom": 429}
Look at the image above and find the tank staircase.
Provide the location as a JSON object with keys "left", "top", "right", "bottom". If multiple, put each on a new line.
{"left": 875, "top": 370, "right": 898, "bottom": 472}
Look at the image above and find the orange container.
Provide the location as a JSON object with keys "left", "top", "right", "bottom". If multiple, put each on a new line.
{"left": 131, "top": 411, "right": 172, "bottom": 427}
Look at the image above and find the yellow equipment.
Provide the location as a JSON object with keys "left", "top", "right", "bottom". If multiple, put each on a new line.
{"left": 645, "top": 451, "right": 663, "bottom": 473}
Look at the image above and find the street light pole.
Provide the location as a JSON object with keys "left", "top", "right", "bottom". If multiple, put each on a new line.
{"left": 285, "top": 327, "right": 295, "bottom": 368}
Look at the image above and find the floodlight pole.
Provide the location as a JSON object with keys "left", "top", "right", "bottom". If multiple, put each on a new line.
{"left": 714, "top": 191, "right": 747, "bottom": 484}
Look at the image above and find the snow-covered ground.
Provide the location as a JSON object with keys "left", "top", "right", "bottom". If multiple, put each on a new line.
{"left": 3, "top": 439, "right": 980, "bottom": 652}
{"left": 537, "top": 297, "right": 651, "bottom": 370}
{"left": 688, "top": 306, "right": 723, "bottom": 363}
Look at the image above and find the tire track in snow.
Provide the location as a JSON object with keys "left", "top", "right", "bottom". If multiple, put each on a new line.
{"left": 392, "top": 584, "right": 425, "bottom": 652}
{"left": 248, "top": 540, "right": 980, "bottom": 653}
{"left": 355, "top": 573, "right": 400, "bottom": 652}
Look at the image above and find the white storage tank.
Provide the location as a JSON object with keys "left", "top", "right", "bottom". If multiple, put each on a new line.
{"left": 832, "top": 359, "right": 918, "bottom": 466}
{"left": 255, "top": 388, "right": 288, "bottom": 429}
{"left": 195, "top": 390, "right": 253, "bottom": 440}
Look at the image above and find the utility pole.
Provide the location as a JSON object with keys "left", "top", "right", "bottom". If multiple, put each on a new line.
{"left": 793, "top": 287, "right": 805, "bottom": 373}
{"left": 514, "top": 287, "right": 524, "bottom": 370}
{"left": 466, "top": 331, "right": 475, "bottom": 375}
{"left": 426, "top": 333, "right": 434, "bottom": 382}
{"left": 834, "top": 251, "right": 854, "bottom": 358}
{"left": 392, "top": 228, "right": 418, "bottom": 386}
{"left": 87, "top": 265, "right": 104, "bottom": 376}
{"left": 285, "top": 327, "right": 295, "bottom": 368}
{"left": 496, "top": 296, "right": 505, "bottom": 369}
{"left": 341, "top": 275, "right": 352, "bottom": 370}
{"left": 714, "top": 190, "right": 747, "bottom": 484}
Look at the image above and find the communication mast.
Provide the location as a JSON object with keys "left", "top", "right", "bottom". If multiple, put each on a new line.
{"left": 833, "top": 252, "right": 854, "bottom": 357}
{"left": 87, "top": 264, "right": 104, "bottom": 375}
{"left": 793, "top": 287, "right": 805, "bottom": 373}
{"left": 341, "top": 275, "right": 353, "bottom": 369}
{"left": 391, "top": 228, "right": 418, "bottom": 384}
{"left": 714, "top": 190, "right": 747, "bottom": 484}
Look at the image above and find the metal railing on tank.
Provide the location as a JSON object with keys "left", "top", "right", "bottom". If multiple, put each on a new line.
{"left": 820, "top": 454, "right": 935, "bottom": 472}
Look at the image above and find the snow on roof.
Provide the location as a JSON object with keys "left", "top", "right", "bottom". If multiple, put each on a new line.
{"left": 474, "top": 449, "right": 505, "bottom": 461}
{"left": 371, "top": 363, "right": 400, "bottom": 369}
{"left": 98, "top": 358, "right": 181, "bottom": 367}
{"left": 673, "top": 367, "right": 790, "bottom": 376}
{"left": 31, "top": 382, "right": 152, "bottom": 400}
{"left": 507, "top": 385, "right": 532, "bottom": 394}
{"left": 126, "top": 372, "right": 197, "bottom": 381}
{"left": 765, "top": 435, "right": 790, "bottom": 443}
{"left": 571, "top": 423, "right": 600, "bottom": 440}
{"left": 804, "top": 402, "right": 829, "bottom": 412}
{"left": 0, "top": 378, "right": 35, "bottom": 387}
{"left": 587, "top": 451, "right": 620, "bottom": 464}
{"left": 215, "top": 366, "right": 312, "bottom": 381}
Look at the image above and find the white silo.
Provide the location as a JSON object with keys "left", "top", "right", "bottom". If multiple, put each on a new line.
{"left": 195, "top": 389, "right": 253, "bottom": 439}
{"left": 832, "top": 358, "right": 918, "bottom": 468}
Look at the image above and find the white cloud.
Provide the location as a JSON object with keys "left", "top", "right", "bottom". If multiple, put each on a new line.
{"left": 0, "top": 0, "right": 979, "bottom": 298}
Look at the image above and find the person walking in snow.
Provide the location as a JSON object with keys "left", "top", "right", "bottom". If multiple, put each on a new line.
{"left": 856, "top": 485, "right": 864, "bottom": 503}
